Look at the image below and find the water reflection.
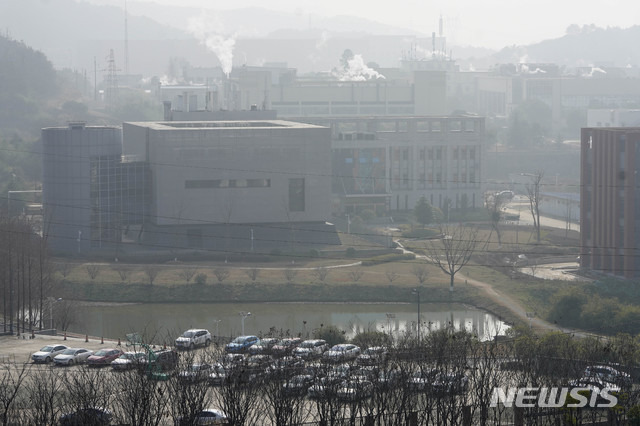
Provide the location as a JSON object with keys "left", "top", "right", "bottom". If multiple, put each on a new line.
{"left": 73, "top": 302, "right": 509, "bottom": 344}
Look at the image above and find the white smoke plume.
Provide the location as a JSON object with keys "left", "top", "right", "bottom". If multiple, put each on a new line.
{"left": 334, "top": 54, "right": 386, "bottom": 82}
{"left": 188, "top": 13, "right": 236, "bottom": 76}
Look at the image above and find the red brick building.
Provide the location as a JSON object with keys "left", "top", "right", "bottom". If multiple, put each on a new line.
{"left": 581, "top": 127, "right": 640, "bottom": 278}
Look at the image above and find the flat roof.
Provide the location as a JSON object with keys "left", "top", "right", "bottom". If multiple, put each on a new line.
{"left": 125, "top": 120, "right": 325, "bottom": 131}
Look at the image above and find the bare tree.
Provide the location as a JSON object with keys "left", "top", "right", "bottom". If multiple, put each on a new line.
{"left": 0, "top": 363, "right": 29, "bottom": 426}
{"left": 178, "top": 267, "right": 197, "bottom": 284}
{"left": 485, "top": 192, "right": 507, "bottom": 246}
{"left": 348, "top": 268, "right": 364, "bottom": 282}
{"left": 244, "top": 268, "right": 260, "bottom": 282}
{"left": 312, "top": 266, "right": 329, "bottom": 282}
{"left": 113, "top": 265, "right": 129, "bottom": 283}
{"left": 385, "top": 269, "right": 398, "bottom": 284}
{"left": 424, "top": 225, "right": 480, "bottom": 292}
{"left": 411, "top": 264, "right": 429, "bottom": 285}
{"left": 57, "top": 262, "right": 73, "bottom": 279}
{"left": 85, "top": 264, "right": 100, "bottom": 281}
{"left": 525, "top": 171, "right": 544, "bottom": 242}
{"left": 167, "top": 351, "right": 214, "bottom": 426}
{"left": 213, "top": 268, "right": 230, "bottom": 283}
{"left": 54, "top": 299, "right": 79, "bottom": 332}
{"left": 283, "top": 268, "right": 298, "bottom": 283}
{"left": 144, "top": 266, "right": 160, "bottom": 285}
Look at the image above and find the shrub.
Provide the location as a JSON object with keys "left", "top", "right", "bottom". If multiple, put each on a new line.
{"left": 345, "top": 247, "right": 356, "bottom": 258}
{"left": 194, "top": 273, "right": 207, "bottom": 285}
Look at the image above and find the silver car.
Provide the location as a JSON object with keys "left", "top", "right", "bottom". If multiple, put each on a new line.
{"left": 53, "top": 348, "right": 94, "bottom": 366}
{"left": 32, "top": 344, "right": 69, "bottom": 363}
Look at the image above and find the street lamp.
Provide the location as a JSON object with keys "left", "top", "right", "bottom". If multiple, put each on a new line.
{"left": 411, "top": 288, "right": 421, "bottom": 343}
{"left": 212, "top": 319, "right": 221, "bottom": 338}
{"left": 385, "top": 313, "right": 396, "bottom": 336}
{"left": 48, "top": 297, "right": 62, "bottom": 330}
{"left": 239, "top": 311, "right": 252, "bottom": 335}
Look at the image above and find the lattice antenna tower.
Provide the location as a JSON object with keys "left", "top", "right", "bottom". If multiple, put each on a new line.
{"left": 124, "top": 0, "right": 129, "bottom": 75}
{"left": 104, "top": 49, "right": 120, "bottom": 108}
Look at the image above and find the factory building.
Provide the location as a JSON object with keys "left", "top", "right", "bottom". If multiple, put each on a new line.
{"left": 42, "top": 120, "right": 338, "bottom": 255}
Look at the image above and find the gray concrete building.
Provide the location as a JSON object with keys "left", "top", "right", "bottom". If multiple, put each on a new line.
{"left": 122, "top": 120, "right": 338, "bottom": 252}
{"left": 42, "top": 120, "right": 338, "bottom": 255}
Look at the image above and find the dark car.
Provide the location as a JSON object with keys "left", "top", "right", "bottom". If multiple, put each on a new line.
{"left": 59, "top": 407, "right": 112, "bottom": 425}
{"left": 87, "top": 348, "right": 123, "bottom": 367}
{"left": 143, "top": 348, "right": 179, "bottom": 372}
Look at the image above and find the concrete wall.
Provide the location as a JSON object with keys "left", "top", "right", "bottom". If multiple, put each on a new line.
{"left": 42, "top": 123, "right": 122, "bottom": 253}
{"left": 123, "top": 121, "right": 332, "bottom": 226}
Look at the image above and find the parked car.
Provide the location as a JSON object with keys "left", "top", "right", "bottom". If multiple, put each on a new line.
{"left": 225, "top": 335, "right": 259, "bottom": 353}
{"left": 208, "top": 363, "right": 227, "bottom": 386}
{"left": 87, "top": 348, "right": 124, "bottom": 367}
{"left": 175, "top": 329, "right": 211, "bottom": 350}
{"left": 583, "top": 365, "right": 632, "bottom": 388}
{"left": 293, "top": 339, "right": 328, "bottom": 359}
{"left": 282, "top": 374, "right": 314, "bottom": 396}
{"left": 271, "top": 338, "right": 303, "bottom": 357}
{"left": 337, "top": 379, "right": 374, "bottom": 401}
{"left": 53, "top": 348, "right": 94, "bottom": 366}
{"left": 59, "top": 407, "right": 112, "bottom": 425}
{"left": 431, "top": 372, "right": 469, "bottom": 395}
{"left": 307, "top": 376, "right": 345, "bottom": 399}
{"left": 248, "top": 337, "right": 279, "bottom": 355}
{"left": 174, "top": 408, "right": 228, "bottom": 425}
{"left": 139, "top": 348, "right": 179, "bottom": 373}
{"left": 178, "top": 363, "right": 213, "bottom": 383}
{"left": 356, "top": 346, "right": 388, "bottom": 366}
{"left": 111, "top": 351, "right": 146, "bottom": 370}
{"left": 568, "top": 377, "right": 621, "bottom": 403}
{"left": 323, "top": 344, "right": 361, "bottom": 363}
{"left": 408, "top": 368, "right": 439, "bottom": 392}
{"left": 32, "top": 344, "right": 69, "bottom": 363}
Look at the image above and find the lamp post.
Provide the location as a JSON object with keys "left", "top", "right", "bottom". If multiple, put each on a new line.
{"left": 212, "top": 319, "right": 221, "bottom": 338}
{"left": 239, "top": 311, "right": 251, "bottom": 335}
{"left": 48, "top": 297, "right": 62, "bottom": 330}
{"left": 411, "top": 288, "right": 421, "bottom": 343}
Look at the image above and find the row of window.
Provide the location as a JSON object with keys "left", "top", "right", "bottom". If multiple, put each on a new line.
{"left": 185, "top": 179, "right": 271, "bottom": 189}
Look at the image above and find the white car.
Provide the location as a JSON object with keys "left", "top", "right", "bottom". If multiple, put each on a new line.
{"left": 175, "top": 408, "right": 227, "bottom": 425}
{"left": 323, "top": 344, "right": 361, "bottom": 362}
{"left": 53, "top": 348, "right": 93, "bottom": 366}
{"left": 175, "top": 329, "right": 212, "bottom": 350}
{"left": 32, "top": 344, "right": 69, "bottom": 363}
{"left": 111, "top": 351, "right": 147, "bottom": 370}
{"left": 356, "top": 346, "right": 388, "bottom": 366}
{"left": 293, "top": 339, "right": 328, "bottom": 359}
{"left": 583, "top": 365, "right": 632, "bottom": 387}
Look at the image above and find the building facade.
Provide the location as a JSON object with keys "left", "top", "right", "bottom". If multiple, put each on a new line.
{"left": 296, "top": 115, "right": 485, "bottom": 215}
{"left": 580, "top": 127, "right": 640, "bottom": 278}
{"left": 122, "top": 120, "right": 338, "bottom": 252}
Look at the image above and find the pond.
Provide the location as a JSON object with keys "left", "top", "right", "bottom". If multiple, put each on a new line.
{"left": 71, "top": 302, "right": 510, "bottom": 345}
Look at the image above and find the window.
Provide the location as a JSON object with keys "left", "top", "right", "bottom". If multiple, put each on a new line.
{"left": 185, "top": 179, "right": 270, "bottom": 189}
{"left": 289, "top": 178, "right": 305, "bottom": 212}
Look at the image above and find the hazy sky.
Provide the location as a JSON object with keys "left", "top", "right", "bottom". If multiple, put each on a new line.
{"left": 122, "top": 0, "right": 638, "bottom": 48}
